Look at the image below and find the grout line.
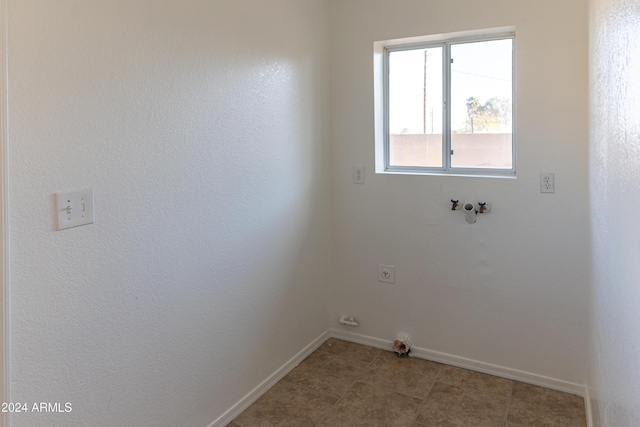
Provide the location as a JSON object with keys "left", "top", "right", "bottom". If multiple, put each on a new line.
{"left": 312, "top": 389, "right": 338, "bottom": 427}
{"left": 410, "top": 363, "right": 442, "bottom": 426}
{"left": 313, "top": 340, "right": 383, "bottom": 427}
{"left": 503, "top": 380, "right": 516, "bottom": 426}
{"left": 323, "top": 341, "right": 438, "bottom": 426}
{"left": 359, "top": 350, "right": 431, "bottom": 427}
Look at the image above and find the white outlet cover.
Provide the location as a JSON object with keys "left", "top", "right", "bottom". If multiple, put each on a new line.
{"left": 55, "top": 188, "right": 95, "bottom": 230}
{"left": 540, "top": 173, "right": 555, "bottom": 193}
{"left": 353, "top": 165, "right": 365, "bottom": 184}
{"left": 378, "top": 264, "right": 395, "bottom": 284}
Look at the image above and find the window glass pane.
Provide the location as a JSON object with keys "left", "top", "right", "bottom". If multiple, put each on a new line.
{"left": 388, "top": 47, "right": 443, "bottom": 167}
{"left": 450, "top": 39, "right": 513, "bottom": 169}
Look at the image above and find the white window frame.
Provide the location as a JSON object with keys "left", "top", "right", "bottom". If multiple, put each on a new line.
{"left": 374, "top": 27, "right": 516, "bottom": 178}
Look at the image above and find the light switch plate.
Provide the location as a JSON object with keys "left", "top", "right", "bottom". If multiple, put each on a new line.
{"left": 55, "top": 188, "right": 95, "bottom": 230}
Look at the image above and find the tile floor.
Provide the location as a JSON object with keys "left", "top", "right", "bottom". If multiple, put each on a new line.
{"left": 229, "top": 338, "right": 587, "bottom": 427}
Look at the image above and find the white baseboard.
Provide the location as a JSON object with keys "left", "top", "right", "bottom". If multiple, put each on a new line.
{"left": 584, "top": 386, "right": 594, "bottom": 427}
{"left": 208, "top": 330, "right": 330, "bottom": 427}
{"left": 330, "top": 328, "right": 586, "bottom": 397}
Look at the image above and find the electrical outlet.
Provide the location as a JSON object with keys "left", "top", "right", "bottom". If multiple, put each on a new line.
{"left": 540, "top": 173, "right": 555, "bottom": 193}
{"left": 378, "top": 264, "right": 395, "bottom": 284}
{"left": 353, "top": 165, "right": 365, "bottom": 184}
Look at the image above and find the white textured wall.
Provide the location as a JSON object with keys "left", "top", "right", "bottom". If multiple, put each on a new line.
{"left": 8, "top": 1, "right": 329, "bottom": 425}
{"left": 588, "top": 0, "right": 640, "bottom": 424}
{"left": 329, "top": 0, "right": 589, "bottom": 385}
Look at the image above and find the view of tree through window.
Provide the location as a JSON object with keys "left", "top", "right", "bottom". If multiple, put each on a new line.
{"left": 386, "top": 35, "right": 514, "bottom": 172}
{"left": 450, "top": 38, "right": 513, "bottom": 169}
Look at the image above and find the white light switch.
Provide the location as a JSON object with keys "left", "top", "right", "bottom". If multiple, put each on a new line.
{"left": 55, "top": 188, "right": 95, "bottom": 230}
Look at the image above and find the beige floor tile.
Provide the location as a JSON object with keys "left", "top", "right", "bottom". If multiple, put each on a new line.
{"left": 436, "top": 365, "right": 514, "bottom": 397}
{"left": 317, "top": 338, "right": 381, "bottom": 363}
{"left": 281, "top": 350, "right": 366, "bottom": 398}
{"left": 359, "top": 351, "right": 441, "bottom": 399}
{"left": 231, "top": 381, "right": 337, "bottom": 427}
{"left": 415, "top": 381, "right": 510, "bottom": 426}
{"left": 317, "top": 381, "right": 422, "bottom": 427}
{"left": 507, "top": 382, "right": 587, "bottom": 426}
{"left": 230, "top": 340, "right": 588, "bottom": 427}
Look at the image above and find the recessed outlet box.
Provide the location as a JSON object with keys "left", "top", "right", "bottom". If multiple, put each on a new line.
{"left": 55, "top": 188, "right": 95, "bottom": 230}
{"left": 378, "top": 264, "right": 395, "bottom": 283}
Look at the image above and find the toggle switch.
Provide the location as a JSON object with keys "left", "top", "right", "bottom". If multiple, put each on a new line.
{"left": 55, "top": 188, "right": 95, "bottom": 230}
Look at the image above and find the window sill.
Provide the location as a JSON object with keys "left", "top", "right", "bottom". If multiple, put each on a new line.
{"left": 376, "top": 168, "right": 517, "bottom": 179}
